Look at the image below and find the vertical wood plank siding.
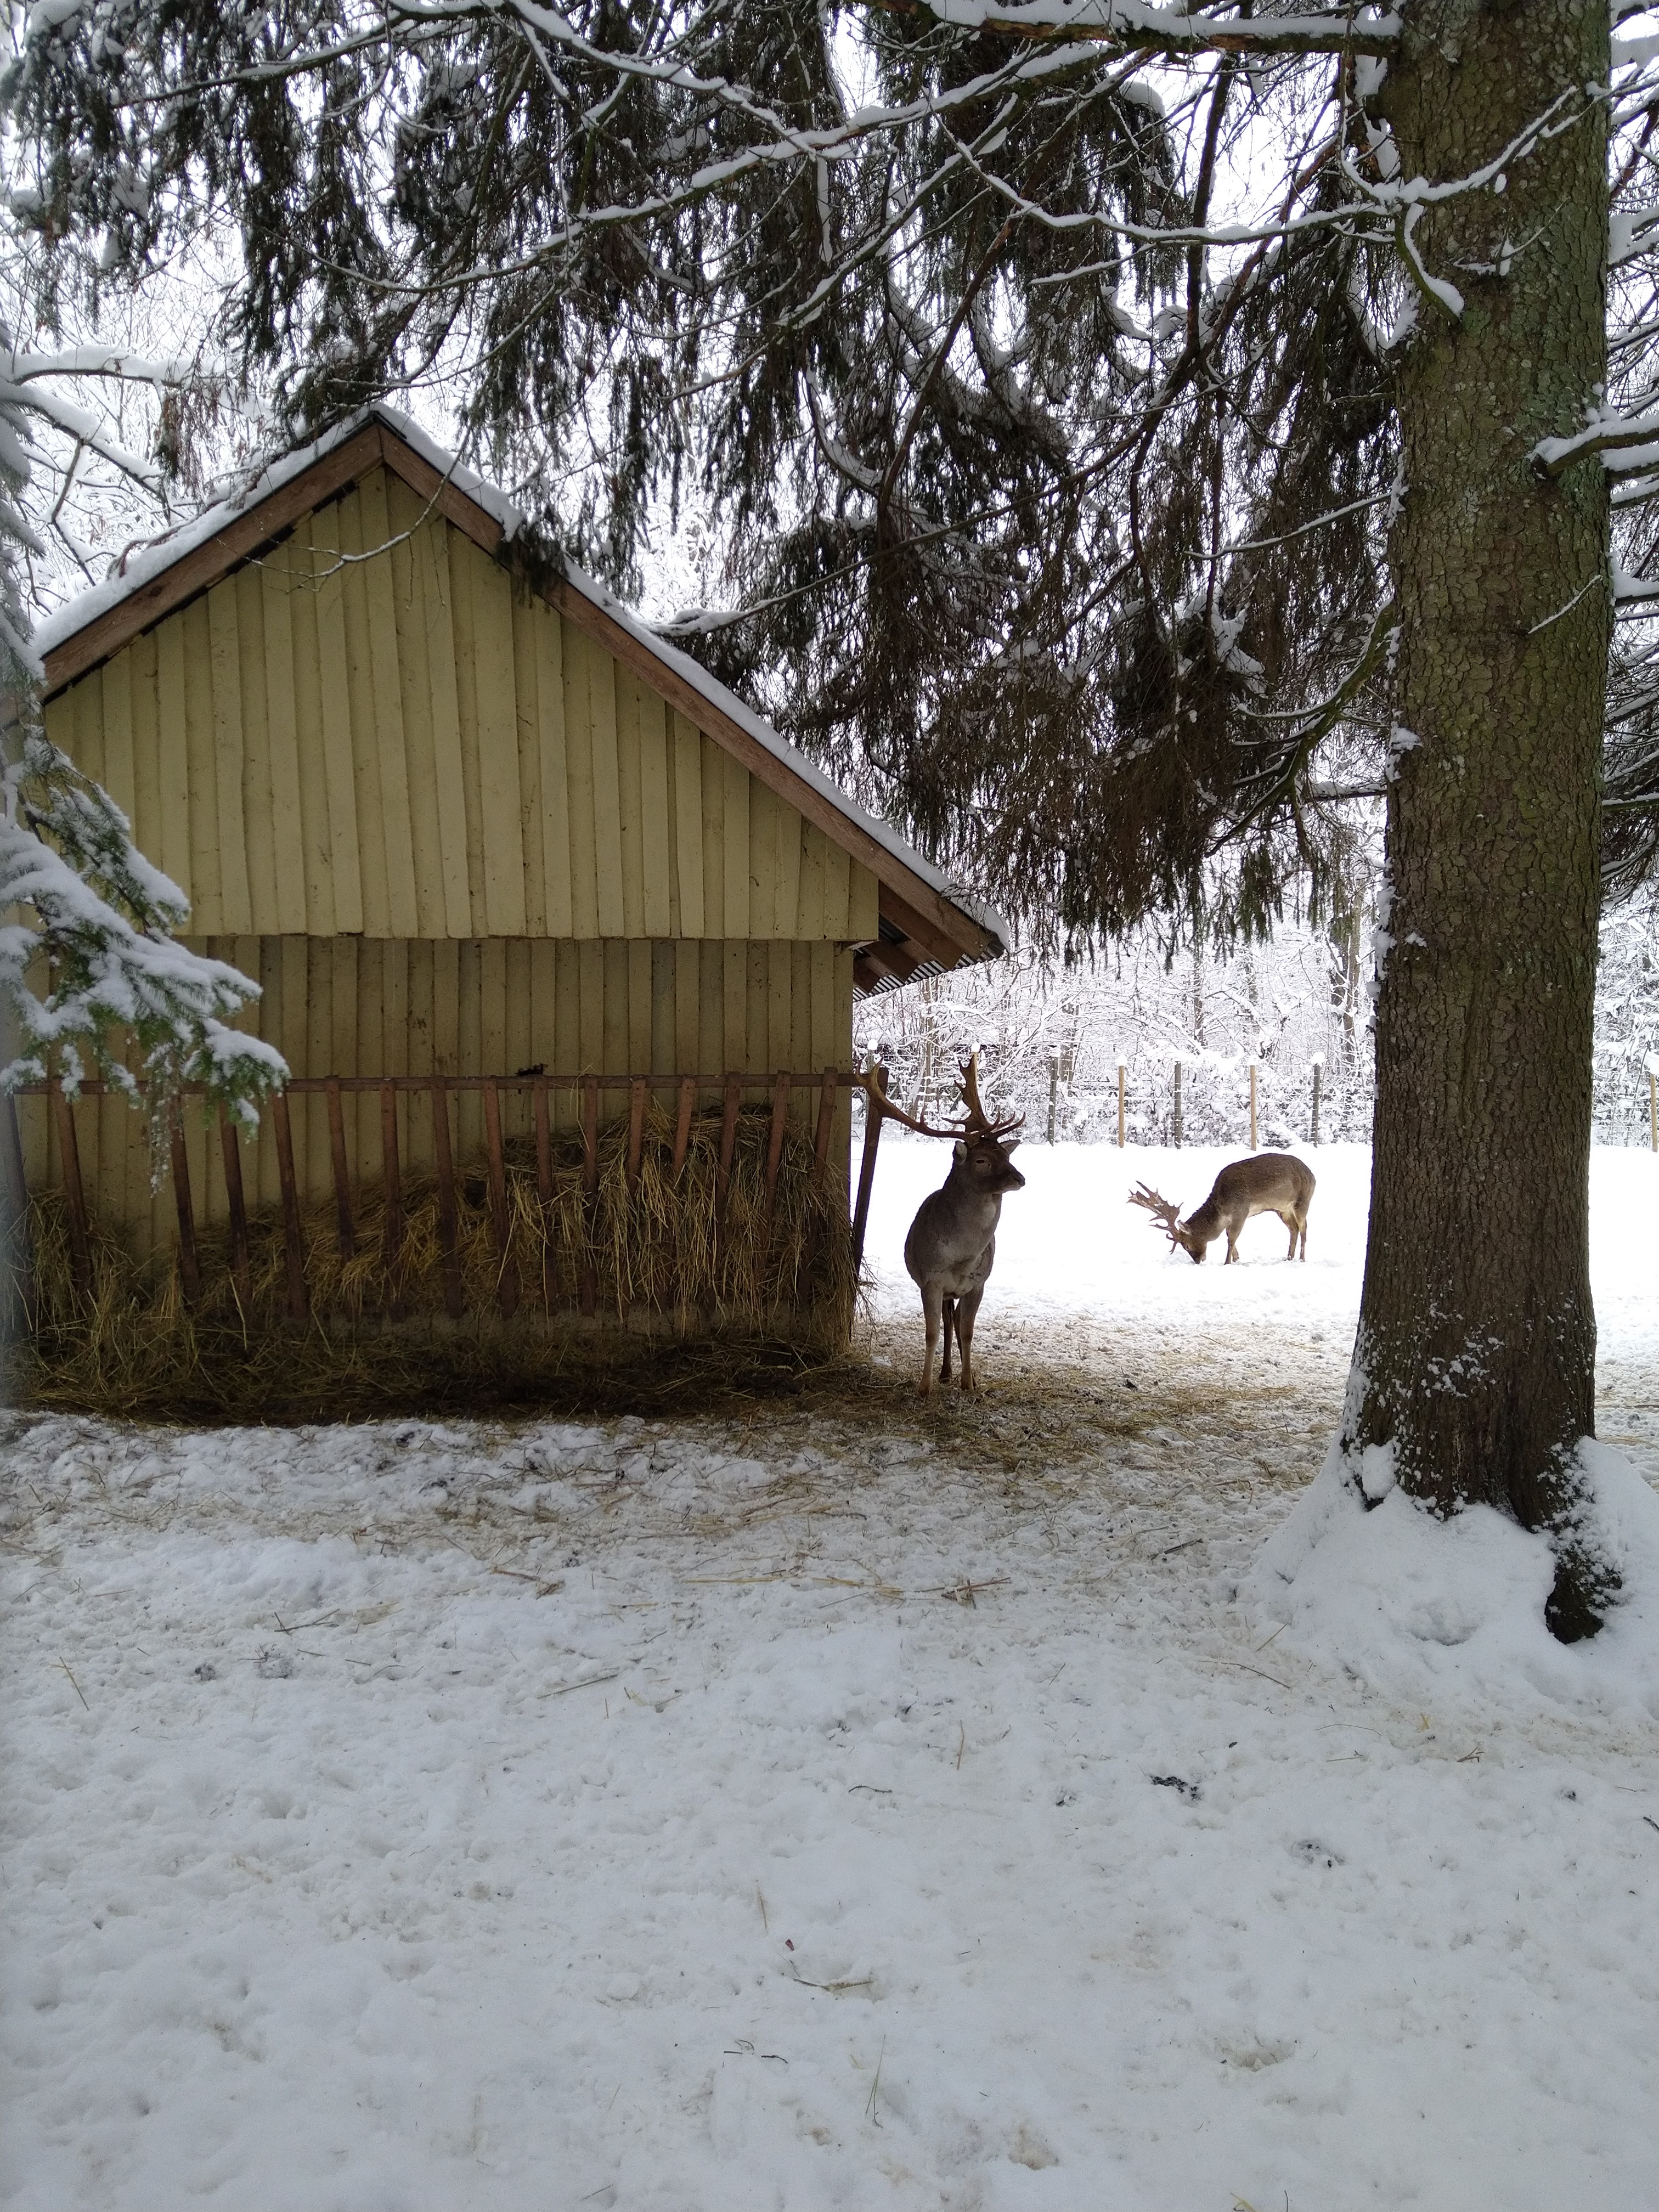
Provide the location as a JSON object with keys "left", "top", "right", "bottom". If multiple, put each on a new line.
{"left": 42, "top": 466, "right": 879, "bottom": 948}
{"left": 16, "top": 939, "right": 855, "bottom": 1255}
{"left": 32, "top": 461, "right": 880, "bottom": 1262}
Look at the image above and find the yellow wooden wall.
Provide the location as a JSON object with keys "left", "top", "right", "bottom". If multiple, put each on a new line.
{"left": 18, "top": 936, "right": 855, "bottom": 1259}
{"left": 43, "top": 467, "right": 879, "bottom": 947}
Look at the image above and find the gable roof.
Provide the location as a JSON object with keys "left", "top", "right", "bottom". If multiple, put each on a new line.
{"left": 37, "top": 405, "right": 1006, "bottom": 994}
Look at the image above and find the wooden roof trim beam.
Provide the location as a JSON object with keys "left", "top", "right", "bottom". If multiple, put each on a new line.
{"left": 554, "top": 579, "right": 997, "bottom": 968}
{"left": 41, "top": 424, "right": 388, "bottom": 695}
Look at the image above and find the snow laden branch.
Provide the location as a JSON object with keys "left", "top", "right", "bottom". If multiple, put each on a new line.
{"left": 0, "top": 321, "right": 283, "bottom": 1128}
{"left": 0, "top": 726, "right": 287, "bottom": 1125}
{"left": 906, "top": 0, "right": 1400, "bottom": 57}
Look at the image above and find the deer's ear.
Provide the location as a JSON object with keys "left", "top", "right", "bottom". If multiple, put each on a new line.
{"left": 953, "top": 1140, "right": 967, "bottom": 1163}
{"left": 1002, "top": 1137, "right": 1020, "bottom": 1155}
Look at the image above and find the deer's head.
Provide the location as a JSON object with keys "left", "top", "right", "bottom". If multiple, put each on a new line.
{"left": 1128, "top": 1182, "right": 1205, "bottom": 1261}
{"left": 953, "top": 1128, "right": 1026, "bottom": 1194}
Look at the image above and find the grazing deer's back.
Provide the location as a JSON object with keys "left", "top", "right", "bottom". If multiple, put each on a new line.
{"left": 1212, "top": 1152, "right": 1316, "bottom": 1213}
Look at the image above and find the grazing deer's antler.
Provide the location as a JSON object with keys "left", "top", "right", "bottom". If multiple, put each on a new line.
{"left": 1128, "top": 1181, "right": 1185, "bottom": 1246}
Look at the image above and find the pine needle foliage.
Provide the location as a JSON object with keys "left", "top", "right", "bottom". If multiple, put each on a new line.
{"left": 5, "top": 0, "right": 1657, "bottom": 936}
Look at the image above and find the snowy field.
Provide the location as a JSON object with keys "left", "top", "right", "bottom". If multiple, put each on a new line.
{"left": 3, "top": 1141, "right": 1657, "bottom": 2211}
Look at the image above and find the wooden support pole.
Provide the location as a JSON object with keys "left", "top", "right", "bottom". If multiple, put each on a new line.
{"left": 270, "top": 1091, "right": 308, "bottom": 1319}
{"left": 49, "top": 1081, "right": 92, "bottom": 1302}
{"left": 1650, "top": 1065, "right": 1657, "bottom": 1153}
{"left": 168, "top": 1108, "right": 201, "bottom": 1306}
{"left": 534, "top": 1075, "right": 555, "bottom": 1310}
{"left": 1047, "top": 1053, "right": 1059, "bottom": 1146}
{"left": 763, "top": 1071, "right": 790, "bottom": 1231}
{"left": 1172, "top": 1060, "right": 1183, "bottom": 1148}
{"left": 325, "top": 1078, "right": 356, "bottom": 1260}
{"left": 218, "top": 1107, "right": 252, "bottom": 1311}
{"left": 1249, "top": 1062, "right": 1259, "bottom": 1152}
{"left": 1117, "top": 1060, "right": 1127, "bottom": 1149}
{"left": 430, "top": 1076, "right": 465, "bottom": 1320}
{"left": 850, "top": 1065, "right": 887, "bottom": 1280}
{"left": 626, "top": 1076, "right": 647, "bottom": 1194}
{"left": 1311, "top": 1059, "right": 1323, "bottom": 1147}
{"left": 1, "top": 1093, "right": 35, "bottom": 1326}
{"left": 672, "top": 1076, "right": 696, "bottom": 1182}
{"left": 482, "top": 1077, "right": 518, "bottom": 1319}
{"left": 579, "top": 1073, "right": 599, "bottom": 1317}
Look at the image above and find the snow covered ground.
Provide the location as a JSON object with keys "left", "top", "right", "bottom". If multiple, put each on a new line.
{"left": 3, "top": 1141, "right": 1657, "bottom": 2212}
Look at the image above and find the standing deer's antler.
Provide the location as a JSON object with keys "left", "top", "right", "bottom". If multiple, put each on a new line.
{"left": 959, "top": 1051, "right": 1024, "bottom": 1138}
{"left": 1127, "top": 1181, "right": 1185, "bottom": 1245}
{"left": 855, "top": 1051, "right": 1024, "bottom": 1141}
{"left": 855, "top": 1060, "right": 975, "bottom": 1139}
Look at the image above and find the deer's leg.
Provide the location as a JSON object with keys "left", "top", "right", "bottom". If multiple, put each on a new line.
{"left": 919, "top": 1283, "right": 945, "bottom": 1395}
{"left": 1298, "top": 1216, "right": 1308, "bottom": 1260}
{"left": 939, "top": 1296, "right": 957, "bottom": 1385}
{"left": 1224, "top": 1229, "right": 1240, "bottom": 1263}
{"left": 956, "top": 1288, "right": 984, "bottom": 1391}
{"left": 1281, "top": 1210, "right": 1298, "bottom": 1259}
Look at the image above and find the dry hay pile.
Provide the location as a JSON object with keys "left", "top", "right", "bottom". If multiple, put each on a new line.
{"left": 3, "top": 1104, "right": 858, "bottom": 1422}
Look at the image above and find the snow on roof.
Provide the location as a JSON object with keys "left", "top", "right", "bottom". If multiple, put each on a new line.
{"left": 33, "top": 404, "right": 1008, "bottom": 962}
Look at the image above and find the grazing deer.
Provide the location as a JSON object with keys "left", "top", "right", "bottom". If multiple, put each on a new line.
{"left": 1129, "top": 1152, "right": 1315, "bottom": 1264}
{"left": 869, "top": 1054, "right": 1026, "bottom": 1395}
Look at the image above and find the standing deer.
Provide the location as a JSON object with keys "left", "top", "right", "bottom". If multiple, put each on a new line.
{"left": 869, "top": 1055, "right": 1026, "bottom": 1395}
{"left": 1129, "top": 1152, "right": 1316, "bottom": 1264}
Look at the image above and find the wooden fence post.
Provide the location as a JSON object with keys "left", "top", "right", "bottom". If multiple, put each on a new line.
{"left": 270, "top": 1091, "right": 308, "bottom": 1319}
{"left": 167, "top": 1107, "right": 201, "bottom": 1306}
{"left": 1249, "top": 1062, "right": 1259, "bottom": 1152}
{"left": 325, "top": 1079, "right": 356, "bottom": 1260}
{"left": 49, "top": 1080, "right": 92, "bottom": 1302}
{"left": 672, "top": 1076, "right": 696, "bottom": 1182}
{"left": 762, "top": 1072, "right": 790, "bottom": 1234}
{"left": 851, "top": 1065, "right": 887, "bottom": 1279}
{"left": 579, "top": 1073, "right": 599, "bottom": 1317}
{"left": 218, "top": 1107, "right": 252, "bottom": 1312}
{"left": 626, "top": 1077, "right": 648, "bottom": 1193}
{"left": 1172, "top": 1060, "right": 1183, "bottom": 1149}
{"left": 482, "top": 1077, "right": 518, "bottom": 1319}
{"left": 1047, "top": 1052, "right": 1059, "bottom": 1146}
{"left": 380, "top": 1083, "right": 405, "bottom": 1313}
{"left": 1311, "top": 1059, "right": 1323, "bottom": 1147}
{"left": 714, "top": 1075, "right": 741, "bottom": 1275}
{"left": 1650, "top": 1063, "right": 1657, "bottom": 1153}
{"left": 430, "top": 1075, "right": 465, "bottom": 1320}
{"left": 1117, "top": 1059, "right": 1126, "bottom": 1149}
{"left": 534, "top": 1075, "right": 555, "bottom": 1310}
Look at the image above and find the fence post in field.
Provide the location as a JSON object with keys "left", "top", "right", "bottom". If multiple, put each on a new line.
{"left": 1310, "top": 1058, "right": 1323, "bottom": 1147}
{"left": 1649, "top": 1058, "right": 1658, "bottom": 1151}
{"left": 1047, "top": 1052, "right": 1060, "bottom": 1145}
{"left": 1248, "top": 1062, "right": 1259, "bottom": 1152}
{"left": 1172, "top": 1060, "right": 1183, "bottom": 1148}
{"left": 1117, "top": 1058, "right": 1126, "bottom": 1149}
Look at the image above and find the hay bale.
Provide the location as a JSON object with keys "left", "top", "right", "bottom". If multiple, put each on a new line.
{"left": 3, "top": 1104, "right": 857, "bottom": 1421}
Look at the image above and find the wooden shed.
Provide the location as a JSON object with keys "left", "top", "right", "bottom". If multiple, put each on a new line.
{"left": 10, "top": 407, "right": 1000, "bottom": 1356}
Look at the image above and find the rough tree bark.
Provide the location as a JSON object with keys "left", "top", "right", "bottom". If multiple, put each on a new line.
{"left": 1352, "top": 0, "right": 1614, "bottom": 1638}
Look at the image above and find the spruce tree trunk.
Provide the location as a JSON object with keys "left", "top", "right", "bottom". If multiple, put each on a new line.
{"left": 1355, "top": 0, "right": 1613, "bottom": 1638}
